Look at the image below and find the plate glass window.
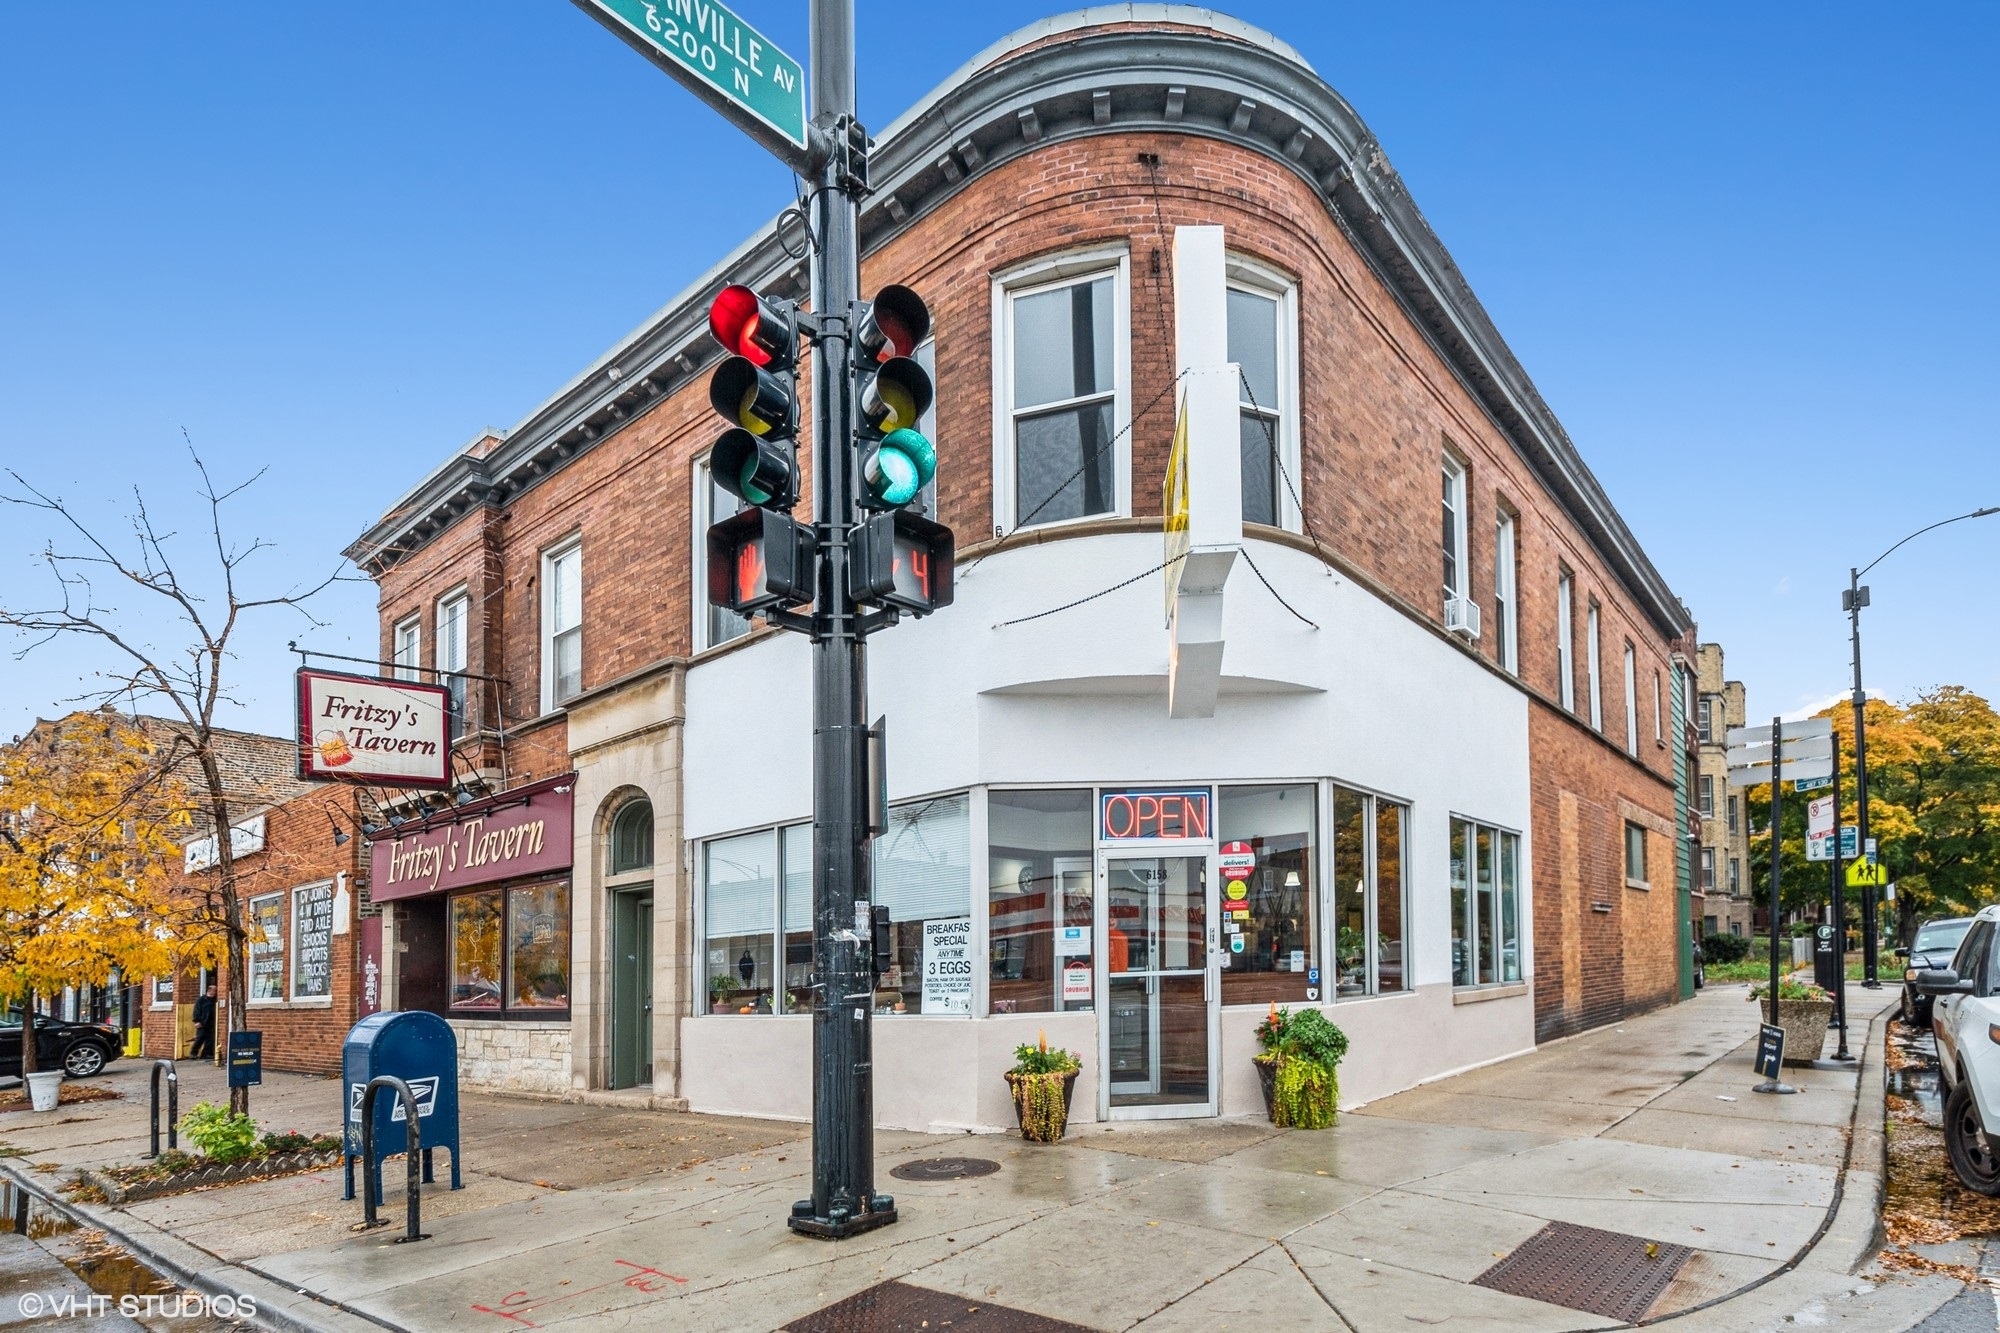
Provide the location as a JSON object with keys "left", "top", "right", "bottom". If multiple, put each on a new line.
{"left": 988, "top": 789, "right": 1094, "bottom": 1016}
{"left": 1451, "top": 819, "right": 1521, "bottom": 986}
{"left": 437, "top": 592, "right": 468, "bottom": 737}
{"left": 1494, "top": 514, "right": 1517, "bottom": 673}
{"left": 1330, "top": 787, "right": 1409, "bottom": 996}
{"left": 290, "top": 882, "right": 333, "bottom": 1000}
{"left": 1009, "top": 274, "right": 1117, "bottom": 527}
{"left": 248, "top": 892, "right": 285, "bottom": 1001}
{"left": 699, "top": 459, "right": 751, "bottom": 648}
{"left": 1217, "top": 784, "right": 1315, "bottom": 1004}
{"left": 392, "top": 616, "right": 421, "bottom": 683}
{"left": 874, "top": 794, "right": 972, "bottom": 1015}
{"left": 543, "top": 542, "right": 583, "bottom": 708}
{"left": 1228, "top": 286, "right": 1283, "bottom": 526}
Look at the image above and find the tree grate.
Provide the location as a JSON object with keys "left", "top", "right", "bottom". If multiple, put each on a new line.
{"left": 1472, "top": 1220, "right": 1692, "bottom": 1323}
{"left": 888, "top": 1156, "right": 1001, "bottom": 1181}
{"left": 785, "top": 1280, "right": 1093, "bottom": 1332}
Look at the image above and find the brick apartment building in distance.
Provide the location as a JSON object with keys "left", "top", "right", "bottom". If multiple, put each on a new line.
{"left": 340, "top": 7, "right": 1698, "bottom": 1127}
{"left": 1693, "top": 643, "right": 1753, "bottom": 937}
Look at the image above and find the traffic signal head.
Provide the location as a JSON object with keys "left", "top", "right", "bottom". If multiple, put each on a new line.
{"left": 710, "top": 357, "right": 797, "bottom": 437}
{"left": 708, "top": 285, "right": 797, "bottom": 370}
{"left": 862, "top": 428, "right": 935, "bottom": 509}
{"left": 854, "top": 285, "right": 930, "bottom": 363}
{"left": 711, "top": 428, "right": 798, "bottom": 509}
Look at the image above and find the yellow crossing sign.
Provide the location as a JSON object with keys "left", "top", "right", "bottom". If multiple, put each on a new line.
{"left": 1846, "top": 860, "right": 1888, "bottom": 888}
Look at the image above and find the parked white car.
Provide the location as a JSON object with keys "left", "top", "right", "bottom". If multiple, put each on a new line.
{"left": 1918, "top": 904, "right": 2000, "bottom": 1194}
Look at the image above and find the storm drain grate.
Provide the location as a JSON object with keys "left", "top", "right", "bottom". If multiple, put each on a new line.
{"left": 1473, "top": 1220, "right": 1692, "bottom": 1323}
{"left": 785, "top": 1280, "right": 1093, "bottom": 1332}
{"left": 889, "top": 1156, "right": 1002, "bottom": 1182}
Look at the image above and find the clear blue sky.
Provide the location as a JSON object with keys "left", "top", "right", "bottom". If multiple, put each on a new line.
{"left": 3, "top": 3, "right": 1995, "bottom": 740}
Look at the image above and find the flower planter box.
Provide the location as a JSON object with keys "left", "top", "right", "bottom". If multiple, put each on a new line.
{"left": 1004, "top": 1070, "right": 1077, "bottom": 1144}
{"left": 1774, "top": 998, "right": 1834, "bottom": 1066}
{"left": 1253, "top": 1055, "right": 1338, "bottom": 1129}
{"left": 81, "top": 1149, "right": 342, "bottom": 1204}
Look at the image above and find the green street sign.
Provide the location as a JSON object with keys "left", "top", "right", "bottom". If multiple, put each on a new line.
{"left": 573, "top": 0, "right": 810, "bottom": 166}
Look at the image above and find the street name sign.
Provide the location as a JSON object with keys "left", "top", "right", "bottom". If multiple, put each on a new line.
{"left": 1726, "top": 718, "right": 1832, "bottom": 748}
{"left": 1793, "top": 774, "right": 1832, "bottom": 792}
{"left": 571, "top": 0, "right": 810, "bottom": 169}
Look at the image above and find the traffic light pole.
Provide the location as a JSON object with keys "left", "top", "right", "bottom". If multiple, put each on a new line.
{"left": 788, "top": 0, "right": 895, "bottom": 1241}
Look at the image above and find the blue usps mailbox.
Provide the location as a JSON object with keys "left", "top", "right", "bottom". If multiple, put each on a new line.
{"left": 342, "top": 1010, "right": 462, "bottom": 1203}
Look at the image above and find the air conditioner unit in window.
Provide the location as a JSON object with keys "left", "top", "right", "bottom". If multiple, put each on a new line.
{"left": 1445, "top": 595, "right": 1482, "bottom": 639}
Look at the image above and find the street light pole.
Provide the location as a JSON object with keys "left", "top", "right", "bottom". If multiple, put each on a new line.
{"left": 1845, "top": 505, "right": 2000, "bottom": 987}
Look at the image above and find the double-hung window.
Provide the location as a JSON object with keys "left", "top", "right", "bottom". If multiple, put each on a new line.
{"left": 1728, "top": 858, "right": 1741, "bottom": 895}
{"left": 1450, "top": 818, "right": 1522, "bottom": 987}
{"left": 542, "top": 539, "right": 582, "bottom": 710}
{"left": 1727, "top": 795, "right": 1740, "bottom": 836}
{"left": 1556, "top": 573, "right": 1575, "bottom": 711}
{"left": 1225, "top": 266, "right": 1297, "bottom": 528}
{"left": 1623, "top": 644, "right": 1639, "bottom": 755}
{"left": 1699, "top": 776, "right": 1714, "bottom": 818}
{"left": 1441, "top": 456, "right": 1468, "bottom": 611}
{"left": 392, "top": 616, "right": 421, "bottom": 682}
{"left": 1697, "top": 696, "right": 1714, "bottom": 744}
{"left": 1653, "top": 670, "right": 1664, "bottom": 743}
{"left": 1586, "top": 601, "right": 1603, "bottom": 731}
{"left": 696, "top": 460, "right": 752, "bottom": 650}
{"left": 1625, "top": 822, "right": 1648, "bottom": 886}
{"left": 1494, "top": 514, "right": 1518, "bottom": 673}
{"left": 436, "top": 590, "right": 469, "bottom": 737}
{"left": 997, "top": 257, "right": 1128, "bottom": 530}
{"left": 1700, "top": 848, "right": 1715, "bottom": 890}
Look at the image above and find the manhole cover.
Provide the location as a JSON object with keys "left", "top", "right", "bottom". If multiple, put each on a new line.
{"left": 786, "top": 1280, "right": 1090, "bottom": 1332}
{"left": 888, "top": 1156, "right": 1000, "bottom": 1182}
{"left": 1473, "top": 1220, "right": 1691, "bottom": 1322}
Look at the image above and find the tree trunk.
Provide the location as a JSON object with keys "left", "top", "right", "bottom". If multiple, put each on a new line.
{"left": 198, "top": 758, "right": 251, "bottom": 1115}
{"left": 19, "top": 989, "right": 36, "bottom": 1076}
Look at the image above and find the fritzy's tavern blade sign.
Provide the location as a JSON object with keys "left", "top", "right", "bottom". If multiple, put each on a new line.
{"left": 296, "top": 668, "right": 452, "bottom": 789}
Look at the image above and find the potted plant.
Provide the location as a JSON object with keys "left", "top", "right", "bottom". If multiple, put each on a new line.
{"left": 708, "top": 974, "right": 740, "bottom": 1014}
{"left": 1004, "top": 1031, "right": 1081, "bottom": 1143}
{"left": 1253, "top": 1003, "right": 1348, "bottom": 1129}
{"left": 1748, "top": 976, "right": 1834, "bottom": 1065}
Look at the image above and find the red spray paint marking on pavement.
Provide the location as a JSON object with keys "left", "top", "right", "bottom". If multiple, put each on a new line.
{"left": 471, "top": 1259, "right": 691, "bottom": 1326}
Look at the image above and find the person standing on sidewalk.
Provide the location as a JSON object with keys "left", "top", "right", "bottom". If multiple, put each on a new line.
{"left": 188, "top": 983, "right": 217, "bottom": 1060}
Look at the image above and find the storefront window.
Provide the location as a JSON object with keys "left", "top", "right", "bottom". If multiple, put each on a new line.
{"left": 291, "top": 882, "right": 334, "bottom": 1000}
{"left": 1453, "top": 817, "right": 1521, "bottom": 988}
{"left": 248, "top": 892, "right": 285, "bottom": 1001}
{"left": 987, "top": 789, "right": 1094, "bottom": 1015}
{"left": 702, "top": 829, "right": 776, "bottom": 1014}
{"left": 874, "top": 794, "right": 971, "bottom": 1014}
{"left": 507, "top": 883, "right": 570, "bottom": 1008}
{"left": 1330, "top": 787, "right": 1409, "bottom": 997}
{"left": 1218, "top": 784, "right": 1316, "bottom": 1005}
{"left": 780, "top": 823, "right": 814, "bottom": 1013}
{"left": 450, "top": 891, "right": 504, "bottom": 1009}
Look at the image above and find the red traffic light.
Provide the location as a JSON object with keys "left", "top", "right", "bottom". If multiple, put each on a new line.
{"left": 709, "top": 285, "right": 796, "bottom": 369}
{"left": 855, "top": 286, "right": 931, "bottom": 363}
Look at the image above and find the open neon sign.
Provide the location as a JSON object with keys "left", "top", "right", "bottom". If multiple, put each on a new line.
{"left": 1100, "top": 788, "right": 1212, "bottom": 840}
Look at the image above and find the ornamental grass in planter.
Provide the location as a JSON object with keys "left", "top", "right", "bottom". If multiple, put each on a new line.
{"left": 1005, "top": 1032, "right": 1081, "bottom": 1144}
{"left": 1748, "top": 976, "right": 1834, "bottom": 1066}
{"left": 1253, "top": 1004, "right": 1348, "bottom": 1130}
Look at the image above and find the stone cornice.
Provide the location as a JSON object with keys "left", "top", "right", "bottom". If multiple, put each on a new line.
{"left": 347, "top": 7, "right": 1689, "bottom": 637}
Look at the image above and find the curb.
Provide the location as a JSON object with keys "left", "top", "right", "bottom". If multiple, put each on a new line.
{"left": 0, "top": 1160, "right": 388, "bottom": 1333}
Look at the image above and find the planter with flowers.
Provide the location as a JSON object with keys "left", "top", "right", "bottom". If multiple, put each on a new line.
{"left": 1748, "top": 976, "right": 1833, "bottom": 1066}
{"left": 1004, "top": 1032, "right": 1081, "bottom": 1143}
{"left": 1252, "top": 1004, "right": 1348, "bottom": 1130}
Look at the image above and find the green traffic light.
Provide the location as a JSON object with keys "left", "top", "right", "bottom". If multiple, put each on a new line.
{"left": 864, "top": 428, "right": 935, "bottom": 508}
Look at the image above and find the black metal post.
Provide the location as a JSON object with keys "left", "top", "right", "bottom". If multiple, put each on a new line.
{"left": 359, "top": 1075, "right": 427, "bottom": 1243}
{"left": 147, "top": 1060, "right": 177, "bottom": 1158}
{"left": 787, "top": 0, "right": 894, "bottom": 1242}
{"left": 1830, "top": 728, "right": 1852, "bottom": 1060}
{"left": 1849, "top": 569, "right": 1880, "bottom": 988}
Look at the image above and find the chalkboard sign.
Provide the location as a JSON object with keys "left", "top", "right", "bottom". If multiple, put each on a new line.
{"left": 1754, "top": 1023, "right": 1785, "bottom": 1079}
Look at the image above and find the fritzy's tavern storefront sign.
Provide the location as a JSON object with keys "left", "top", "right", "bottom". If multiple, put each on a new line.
{"left": 370, "top": 776, "right": 575, "bottom": 902}
{"left": 296, "top": 668, "right": 453, "bottom": 789}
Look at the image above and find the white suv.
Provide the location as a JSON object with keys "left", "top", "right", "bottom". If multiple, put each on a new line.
{"left": 1918, "top": 903, "right": 2000, "bottom": 1194}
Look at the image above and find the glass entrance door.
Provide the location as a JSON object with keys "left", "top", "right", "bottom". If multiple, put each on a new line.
{"left": 1101, "top": 855, "right": 1215, "bottom": 1117}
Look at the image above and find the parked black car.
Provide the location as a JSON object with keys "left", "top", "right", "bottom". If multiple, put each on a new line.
{"left": 1901, "top": 915, "right": 1978, "bottom": 1027}
{"left": 0, "top": 1009, "right": 123, "bottom": 1078}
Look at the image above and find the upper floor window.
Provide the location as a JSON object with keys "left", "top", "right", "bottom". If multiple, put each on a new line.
{"left": 1585, "top": 600, "right": 1603, "bottom": 732}
{"left": 1494, "top": 513, "right": 1518, "bottom": 674}
{"left": 1623, "top": 643, "right": 1638, "bottom": 756}
{"left": 436, "top": 590, "right": 469, "bottom": 738}
{"left": 997, "top": 256, "right": 1128, "bottom": 530}
{"left": 1653, "top": 669, "right": 1664, "bottom": 743}
{"left": 1556, "top": 573, "right": 1575, "bottom": 711}
{"left": 1624, "top": 821, "right": 1648, "bottom": 886}
{"left": 542, "top": 539, "right": 582, "bottom": 711}
{"left": 696, "top": 458, "right": 751, "bottom": 651}
{"left": 1727, "top": 795, "right": 1740, "bottom": 836}
{"left": 1226, "top": 265, "right": 1298, "bottom": 529}
{"left": 392, "top": 616, "right": 421, "bottom": 683}
{"left": 1441, "top": 456, "right": 1467, "bottom": 607}
{"left": 1697, "top": 696, "right": 1714, "bottom": 744}
{"left": 1698, "top": 775, "right": 1713, "bottom": 818}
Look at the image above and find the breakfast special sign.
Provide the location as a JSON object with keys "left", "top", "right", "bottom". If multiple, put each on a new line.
{"left": 296, "top": 668, "right": 452, "bottom": 788}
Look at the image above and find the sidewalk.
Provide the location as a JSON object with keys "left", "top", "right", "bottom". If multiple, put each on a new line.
{"left": 0, "top": 985, "right": 1974, "bottom": 1331}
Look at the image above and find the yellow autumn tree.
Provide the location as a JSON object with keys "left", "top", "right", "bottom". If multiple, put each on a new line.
{"left": 0, "top": 713, "right": 215, "bottom": 1073}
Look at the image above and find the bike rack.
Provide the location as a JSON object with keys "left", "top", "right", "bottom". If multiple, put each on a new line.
{"left": 358, "top": 1075, "right": 429, "bottom": 1243}
{"left": 147, "top": 1060, "right": 178, "bottom": 1158}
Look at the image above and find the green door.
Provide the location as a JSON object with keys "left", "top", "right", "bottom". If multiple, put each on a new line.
{"left": 611, "top": 890, "right": 653, "bottom": 1089}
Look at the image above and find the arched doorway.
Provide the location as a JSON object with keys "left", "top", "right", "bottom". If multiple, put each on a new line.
{"left": 607, "top": 798, "right": 655, "bottom": 1089}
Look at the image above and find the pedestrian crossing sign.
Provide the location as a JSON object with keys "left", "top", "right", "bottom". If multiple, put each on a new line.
{"left": 1845, "top": 860, "right": 1888, "bottom": 888}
